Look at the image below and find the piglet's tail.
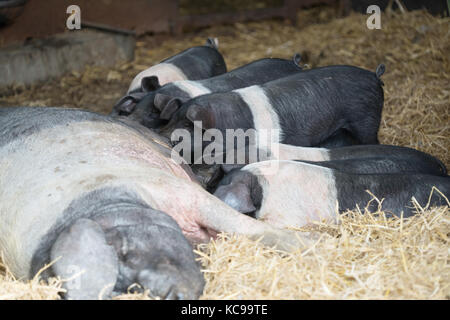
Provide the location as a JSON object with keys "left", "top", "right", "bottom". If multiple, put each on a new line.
{"left": 375, "top": 64, "right": 386, "bottom": 85}
{"left": 205, "top": 37, "right": 219, "bottom": 50}
{"left": 293, "top": 53, "right": 302, "bottom": 67}
{"left": 376, "top": 64, "right": 386, "bottom": 79}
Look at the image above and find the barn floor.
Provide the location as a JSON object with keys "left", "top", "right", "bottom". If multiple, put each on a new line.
{"left": 0, "top": 7, "right": 449, "bottom": 299}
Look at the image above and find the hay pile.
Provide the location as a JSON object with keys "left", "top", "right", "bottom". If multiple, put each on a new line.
{"left": 2, "top": 202, "right": 448, "bottom": 300}
{"left": 199, "top": 203, "right": 449, "bottom": 299}
{"left": 0, "top": 260, "right": 63, "bottom": 300}
{"left": 0, "top": 7, "right": 449, "bottom": 299}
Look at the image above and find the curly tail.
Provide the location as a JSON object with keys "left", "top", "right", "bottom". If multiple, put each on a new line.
{"left": 205, "top": 37, "right": 219, "bottom": 50}
{"left": 376, "top": 64, "right": 386, "bottom": 79}
{"left": 375, "top": 64, "right": 386, "bottom": 86}
{"left": 293, "top": 53, "right": 302, "bottom": 67}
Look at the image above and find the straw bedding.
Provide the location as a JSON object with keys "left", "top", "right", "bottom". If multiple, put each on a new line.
{"left": 0, "top": 7, "right": 449, "bottom": 300}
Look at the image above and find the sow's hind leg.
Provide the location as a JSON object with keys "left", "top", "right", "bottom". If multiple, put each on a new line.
{"left": 50, "top": 219, "right": 119, "bottom": 300}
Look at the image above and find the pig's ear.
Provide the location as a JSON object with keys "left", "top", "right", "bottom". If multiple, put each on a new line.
{"left": 50, "top": 219, "right": 119, "bottom": 299}
{"left": 186, "top": 104, "right": 216, "bottom": 129}
{"left": 114, "top": 96, "right": 137, "bottom": 114}
{"left": 141, "top": 76, "right": 161, "bottom": 92}
{"left": 214, "top": 183, "right": 256, "bottom": 214}
{"left": 154, "top": 93, "right": 190, "bottom": 120}
{"left": 160, "top": 98, "right": 183, "bottom": 120}
{"left": 114, "top": 92, "right": 147, "bottom": 115}
{"left": 154, "top": 93, "right": 172, "bottom": 111}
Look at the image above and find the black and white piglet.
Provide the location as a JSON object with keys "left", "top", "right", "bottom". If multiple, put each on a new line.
{"left": 161, "top": 64, "right": 386, "bottom": 155}
{"left": 113, "top": 38, "right": 227, "bottom": 115}
{"left": 221, "top": 144, "right": 448, "bottom": 176}
{"left": 214, "top": 160, "right": 450, "bottom": 227}
{"left": 116, "top": 54, "right": 304, "bottom": 129}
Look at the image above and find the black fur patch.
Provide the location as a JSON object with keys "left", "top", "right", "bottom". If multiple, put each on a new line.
{"left": 328, "top": 145, "right": 447, "bottom": 176}
{"left": 296, "top": 157, "right": 446, "bottom": 176}
{"left": 165, "top": 46, "right": 227, "bottom": 80}
{"left": 194, "top": 58, "right": 302, "bottom": 93}
{"left": 263, "top": 65, "right": 384, "bottom": 146}
{"left": 331, "top": 170, "right": 450, "bottom": 218}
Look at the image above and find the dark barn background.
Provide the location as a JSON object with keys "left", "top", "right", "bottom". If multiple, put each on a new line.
{"left": 0, "top": 0, "right": 448, "bottom": 45}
